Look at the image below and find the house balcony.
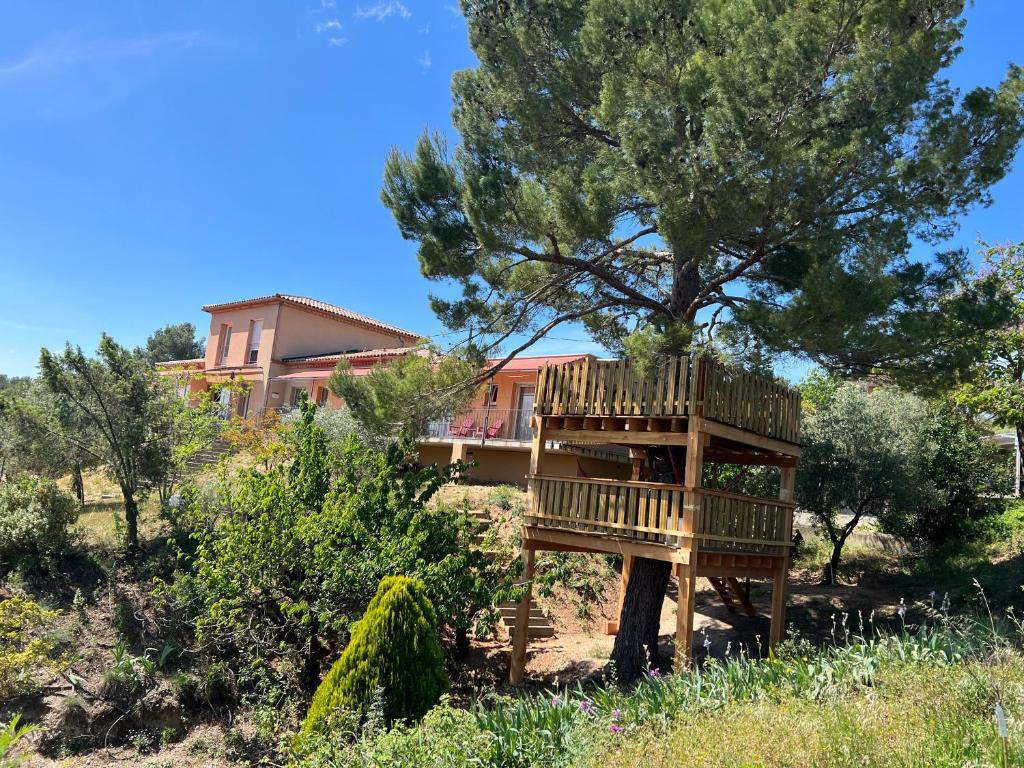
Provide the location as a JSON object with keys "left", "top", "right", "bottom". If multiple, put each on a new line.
{"left": 423, "top": 407, "right": 535, "bottom": 444}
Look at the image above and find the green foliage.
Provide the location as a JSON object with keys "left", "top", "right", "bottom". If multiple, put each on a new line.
{"left": 300, "top": 577, "right": 447, "bottom": 734}
{"left": 0, "top": 474, "right": 78, "bottom": 573}
{"left": 797, "top": 380, "right": 931, "bottom": 582}
{"left": 383, "top": 1, "right": 1024, "bottom": 367}
{"left": 165, "top": 400, "right": 513, "bottom": 702}
{"left": 886, "top": 401, "right": 1009, "bottom": 544}
{"left": 38, "top": 334, "right": 176, "bottom": 552}
{"left": 290, "top": 611, "right": 1018, "bottom": 768}
{"left": 328, "top": 345, "right": 478, "bottom": 439}
{"left": 137, "top": 322, "right": 205, "bottom": 365}
{"left": 0, "top": 715, "right": 41, "bottom": 768}
{"left": 0, "top": 597, "right": 59, "bottom": 699}
{"left": 487, "top": 485, "right": 523, "bottom": 513}
{"left": 956, "top": 242, "right": 1024, "bottom": 474}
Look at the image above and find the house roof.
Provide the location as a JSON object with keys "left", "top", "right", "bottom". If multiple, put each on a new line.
{"left": 486, "top": 353, "right": 590, "bottom": 372}
{"left": 201, "top": 294, "right": 421, "bottom": 341}
{"left": 282, "top": 346, "right": 422, "bottom": 367}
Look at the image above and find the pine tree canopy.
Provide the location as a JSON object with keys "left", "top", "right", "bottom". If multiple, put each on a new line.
{"left": 382, "top": 0, "right": 1024, "bottom": 371}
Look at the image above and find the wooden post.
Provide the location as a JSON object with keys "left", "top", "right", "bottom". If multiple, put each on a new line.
{"left": 616, "top": 554, "right": 634, "bottom": 617}
{"left": 509, "top": 546, "right": 536, "bottom": 686}
{"left": 675, "top": 561, "right": 696, "bottom": 668}
{"left": 770, "top": 465, "right": 796, "bottom": 647}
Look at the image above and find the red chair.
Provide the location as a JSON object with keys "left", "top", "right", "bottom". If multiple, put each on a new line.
{"left": 448, "top": 417, "right": 474, "bottom": 437}
{"left": 484, "top": 419, "right": 505, "bottom": 439}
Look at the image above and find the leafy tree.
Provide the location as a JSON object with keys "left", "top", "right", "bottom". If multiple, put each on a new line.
{"left": 328, "top": 345, "right": 478, "bottom": 439}
{"left": 797, "top": 381, "right": 931, "bottom": 584}
{"left": 138, "top": 322, "right": 205, "bottom": 365}
{"left": 0, "top": 376, "right": 30, "bottom": 393}
{"left": 381, "top": 0, "right": 1024, "bottom": 677}
{"left": 38, "top": 335, "right": 175, "bottom": 552}
{"left": 168, "top": 399, "right": 512, "bottom": 698}
{"left": 881, "top": 400, "right": 1007, "bottom": 544}
{"left": 0, "top": 381, "right": 97, "bottom": 502}
{"left": 956, "top": 242, "right": 1024, "bottom": 493}
{"left": 300, "top": 576, "right": 448, "bottom": 734}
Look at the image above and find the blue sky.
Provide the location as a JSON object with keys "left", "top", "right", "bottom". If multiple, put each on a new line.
{"left": 0, "top": 2, "right": 1021, "bottom": 379}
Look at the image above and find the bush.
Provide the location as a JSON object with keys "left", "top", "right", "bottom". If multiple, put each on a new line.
{"left": 0, "top": 597, "right": 59, "bottom": 699}
{"left": 0, "top": 474, "right": 78, "bottom": 572}
{"left": 300, "top": 576, "right": 448, "bottom": 734}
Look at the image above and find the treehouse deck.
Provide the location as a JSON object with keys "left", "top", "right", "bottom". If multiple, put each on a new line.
{"left": 510, "top": 355, "right": 801, "bottom": 685}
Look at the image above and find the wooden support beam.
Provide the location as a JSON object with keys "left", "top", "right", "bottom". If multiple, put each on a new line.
{"left": 704, "top": 449, "right": 797, "bottom": 468}
{"left": 675, "top": 562, "right": 696, "bottom": 668}
{"left": 695, "top": 416, "right": 802, "bottom": 457}
{"left": 545, "top": 428, "right": 690, "bottom": 446}
{"left": 522, "top": 526, "right": 691, "bottom": 563}
{"left": 509, "top": 546, "right": 536, "bottom": 686}
{"left": 616, "top": 554, "right": 634, "bottom": 617}
{"left": 769, "top": 465, "right": 796, "bottom": 648}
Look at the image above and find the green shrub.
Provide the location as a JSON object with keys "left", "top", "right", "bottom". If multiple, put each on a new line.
{"left": 300, "top": 576, "right": 448, "bottom": 734}
{"left": 0, "top": 714, "right": 41, "bottom": 768}
{"left": 487, "top": 485, "right": 523, "bottom": 512}
{"left": 0, "top": 474, "right": 78, "bottom": 572}
{"left": 0, "top": 597, "right": 59, "bottom": 699}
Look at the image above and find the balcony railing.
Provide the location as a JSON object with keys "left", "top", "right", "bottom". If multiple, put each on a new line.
{"left": 425, "top": 407, "right": 534, "bottom": 442}
{"left": 537, "top": 355, "right": 801, "bottom": 444}
{"left": 527, "top": 475, "right": 793, "bottom": 555}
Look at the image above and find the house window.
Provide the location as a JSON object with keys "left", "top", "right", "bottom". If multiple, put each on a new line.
{"left": 236, "top": 390, "right": 251, "bottom": 418}
{"left": 486, "top": 384, "right": 499, "bottom": 405}
{"left": 290, "top": 387, "right": 304, "bottom": 408}
{"left": 247, "top": 320, "right": 263, "bottom": 364}
{"left": 218, "top": 325, "right": 232, "bottom": 365}
{"left": 316, "top": 386, "right": 329, "bottom": 406}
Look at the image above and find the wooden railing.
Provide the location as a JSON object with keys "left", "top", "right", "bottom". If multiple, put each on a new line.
{"left": 699, "top": 357, "right": 801, "bottom": 445}
{"left": 695, "top": 488, "right": 792, "bottom": 556}
{"left": 536, "top": 356, "right": 694, "bottom": 418}
{"left": 528, "top": 476, "right": 686, "bottom": 543}
{"left": 536, "top": 355, "right": 800, "bottom": 444}
{"left": 528, "top": 476, "right": 793, "bottom": 553}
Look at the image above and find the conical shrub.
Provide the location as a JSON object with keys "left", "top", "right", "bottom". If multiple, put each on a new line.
{"left": 301, "top": 576, "right": 448, "bottom": 733}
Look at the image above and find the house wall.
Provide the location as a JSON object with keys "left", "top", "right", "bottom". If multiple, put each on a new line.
{"left": 273, "top": 305, "right": 412, "bottom": 360}
{"left": 205, "top": 303, "right": 282, "bottom": 371}
{"left": 415, "top": 442, "right": 630, "bottom": 486}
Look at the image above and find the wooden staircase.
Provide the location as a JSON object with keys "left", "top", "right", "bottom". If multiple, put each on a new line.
{"left": 465, "top": 509, "right": 556, "bottom": 640}
{"left": 707, "top": 576, "right": 758, "bottom": 617}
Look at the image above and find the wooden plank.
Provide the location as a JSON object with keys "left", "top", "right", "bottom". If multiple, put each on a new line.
{"left": 522, "top": 525, "right": 691, "bottom": 563}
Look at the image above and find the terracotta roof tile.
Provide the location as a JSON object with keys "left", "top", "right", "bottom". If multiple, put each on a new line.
{"left": 201, "top": 294, "right": 420, "bottom": 340}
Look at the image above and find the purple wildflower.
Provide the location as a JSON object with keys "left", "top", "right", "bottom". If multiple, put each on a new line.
{"left": 648, "top": 667, "right": 661, "bottom": 678}
{"left": 609, "top": 723, "right": 623, "bottom": 734}
{"left": 579, "top": 699, "right": 593, "bottom": 714}
{"left": 551, "top": 695, "right": 560, "bottom": 706}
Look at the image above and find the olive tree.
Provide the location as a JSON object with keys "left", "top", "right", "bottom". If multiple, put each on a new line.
{"left": 797, "top": 382, "right": 931, "bottom": 584}
{"left": 39, "top": 335, "right": 174, "bottom": 553}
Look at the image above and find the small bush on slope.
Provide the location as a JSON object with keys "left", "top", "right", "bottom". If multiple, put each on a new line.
{"left": 0, "top": 474, "right": 78, "bottom": 574}
{"left": 300, "top": 576, "right": 447, "bottom": 735}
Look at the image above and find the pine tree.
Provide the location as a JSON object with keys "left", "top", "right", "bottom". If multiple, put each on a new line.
{"left": 300, "top": 576, "right": 448, "bottom": 733}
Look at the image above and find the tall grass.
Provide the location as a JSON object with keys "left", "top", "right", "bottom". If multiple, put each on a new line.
{"left": 292, "top": 597, "right": 1020, "bottom": 767}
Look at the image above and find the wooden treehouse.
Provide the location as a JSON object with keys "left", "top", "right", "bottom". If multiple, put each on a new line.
{"left": 510, "top": 355, "right": 801, "bottom": 684}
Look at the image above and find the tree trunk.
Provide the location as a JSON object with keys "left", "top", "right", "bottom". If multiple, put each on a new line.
{"left": 610, "top": 252, "right": 700, "bottom": 680}
{"left": 455, "top": 626, "right": 471, "bottom": 659}
{"left": 1015, "top": 422, "right": 1024, "bottom": 497}
{"left": 122, "top": 487, "right": 139, "bottom": 554}
{"left": 611, "top": 557, "right": 673, "bottom": 680}
{"left": 72, "top": 463, "right": 85, "bottom": 505}
{"left": 822, "top": 534, "right": 847, "bottom": 586}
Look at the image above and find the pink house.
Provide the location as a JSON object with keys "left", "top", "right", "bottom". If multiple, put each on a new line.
{"left": 158, "top": 293, "right": 420, "bottom": 416}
